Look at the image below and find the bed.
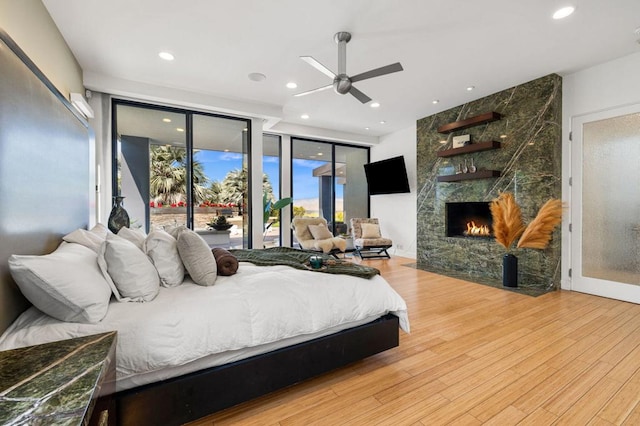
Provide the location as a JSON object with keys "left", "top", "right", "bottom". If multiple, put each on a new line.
{"left": 0, "top": 29, "right": 408, "bottom": 426}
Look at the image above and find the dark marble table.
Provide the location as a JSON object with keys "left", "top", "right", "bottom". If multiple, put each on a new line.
{"left": 0, "top": 331, "right": 116, "bottom": 425}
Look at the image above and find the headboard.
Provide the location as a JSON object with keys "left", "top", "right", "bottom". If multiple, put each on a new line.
{"left": 0, "top": 29, "right": 91, "bottom": 333}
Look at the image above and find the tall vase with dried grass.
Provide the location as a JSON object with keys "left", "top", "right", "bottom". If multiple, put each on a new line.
{"left": 490, "top": 192, "right": 562, "bottom": 287}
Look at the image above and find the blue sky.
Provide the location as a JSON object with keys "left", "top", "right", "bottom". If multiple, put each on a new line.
{"left": 196, "top": 150, "right": 342, "bottom": 200}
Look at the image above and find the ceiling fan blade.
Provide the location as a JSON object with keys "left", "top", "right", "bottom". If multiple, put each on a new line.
{"left": 294, "top": 84, "right": 333, "bottom": 97}
{"left": 300, "top": 56, "right": 336, "bottom": 79}
{"left": 349, "top": 86, "right": 372, "bottom": 104}
{"left": 350, "top": 62, "right": 404, "bottom": 83}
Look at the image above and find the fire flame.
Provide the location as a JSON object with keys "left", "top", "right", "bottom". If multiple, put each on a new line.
{"left": 465, "top": 221, "right": 491, "bottom": 237}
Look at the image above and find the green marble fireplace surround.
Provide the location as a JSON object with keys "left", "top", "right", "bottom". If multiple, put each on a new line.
{"left": 416, "top": 74, "right": 562, "bottom": 294}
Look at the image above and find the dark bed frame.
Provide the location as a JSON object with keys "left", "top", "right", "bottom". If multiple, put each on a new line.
{"left": 0, "top": 29, "right": 402, "bottom": 426}
{"left": 108, "top": 313, "right": 399, "bottom": 426}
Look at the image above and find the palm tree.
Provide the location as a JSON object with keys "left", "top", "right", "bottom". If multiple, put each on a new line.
{"left": 219, "top": 168, "right": 279, "bottom": 216}
{"left": 220, "top": 168, "right": 247, "bottom": 211}
{"left": 149, "top": 145, "right": 208, "bottom": 204}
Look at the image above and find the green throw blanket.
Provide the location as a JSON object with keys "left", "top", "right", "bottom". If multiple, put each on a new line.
{"left": 229, "top": 247, "right": 380, "bottom": 279}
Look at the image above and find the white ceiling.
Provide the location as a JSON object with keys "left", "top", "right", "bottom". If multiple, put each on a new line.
{"left": 43, "top": 0, "right": 640, "bottom": 140}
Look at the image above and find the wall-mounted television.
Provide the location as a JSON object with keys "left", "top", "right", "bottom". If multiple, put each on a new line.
{"left": 364, "top": 155, "right": 410, "bottom": 195}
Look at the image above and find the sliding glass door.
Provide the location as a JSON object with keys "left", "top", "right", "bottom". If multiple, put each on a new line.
{"left": 291, "top": 138, "right": 368, "bottom": 244}
{"left": 263, "top": 134, "right": 284, "bottom": 247}
{"left": 113, "top": 100, "right": 251, "bottom": 248}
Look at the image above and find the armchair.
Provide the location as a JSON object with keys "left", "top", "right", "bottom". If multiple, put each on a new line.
{"left": 291, "top": 217, "right": 346, "bottom": 258}
{"left": 350, "top": 218, "right": 392, "bottom": 259}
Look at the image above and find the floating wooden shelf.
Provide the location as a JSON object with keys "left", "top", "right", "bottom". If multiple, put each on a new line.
{"left": 437, "top": 140, "right": 501, "bottom": 157}
{"left": 437, "top": 112, "right": 503, "bottom": 134}
{"left": 437, "top": 170, "right": 501, "bottom": 182}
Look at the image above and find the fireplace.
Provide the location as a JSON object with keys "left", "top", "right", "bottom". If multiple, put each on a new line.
{"left": 445, "top": 202, "right": 493, "bottom": 238}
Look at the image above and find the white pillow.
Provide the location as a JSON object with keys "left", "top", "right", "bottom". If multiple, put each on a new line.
{"left": 361, "top": 223, "right": 381, "bottom": 239}
{"left": 98, "top": 233, "right": 160, "bottom": 302}
{"left": 144, "top": 229, "right": 185, "bottom": 287}
{"left": 176, "top": 228, "right": 217, "bottom": 286}
{"left": 8, "top": 242, "right": 112, "bottom": 323}
{"left": 62, "top": 223, "right": 109, "bottom": 253}
{"left": 118, "top": 227, "right": 147, "bottom": 251}
{"left": 308, "top": 224, "right": 333, "bottom": 240}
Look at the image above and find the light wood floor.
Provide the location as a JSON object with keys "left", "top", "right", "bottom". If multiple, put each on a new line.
{"left": 189, "top": 255, "right": 640, "bottom": 425}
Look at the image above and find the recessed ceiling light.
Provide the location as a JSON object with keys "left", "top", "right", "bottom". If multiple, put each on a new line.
{"left": 553, "top": 6, "right": 575, "bottom": 20}
{"left": 286, "top": 82, "right": 298, "bottom": 89}
{"left": 162, "top": 118, "right": 171, "bottom": 123}
{"left": 379, "top": 120, "right": 386, "bottom": 124}
{"left": 301, "top": 114, "right": 310, "bottom": 119}
{"left": 439, "top": 140, "right": 447, "bottom": 144}
{"left": 317, "top": 152, "right": 323, "bottom": 156}
{"left": 364, "top": 127, "right": 370, "bottom": 130}
{"left": 432, "top": 100, "right": 439, "bottom": 104}
{"left": 224, "top": 149, "right": 230, "bottom": 152}
{"left": 370, "top": 102, "right": 380, "bottom": 108}
{"left": 176, "top": 127, "right": 184, "bottom": 132}
{"left": 158, "top": 52, "right": 174, "bottom": 61}
{"left": 466, "top": 86, "right": 475, "bottom": 91}
{"left": 248, "top": 72, "right": 267, "bottom": 82}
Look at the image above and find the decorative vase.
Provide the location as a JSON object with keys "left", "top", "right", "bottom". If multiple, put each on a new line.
{"left": 503, "top": 253, "right": 518, "bottom": 288}
{"left": 108, "top": 196, "right": 130, "bottom": 234}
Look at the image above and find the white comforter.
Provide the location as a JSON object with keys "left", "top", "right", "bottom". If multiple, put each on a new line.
{"left": 0, "top": 262, "right": 409, "bottom": 390}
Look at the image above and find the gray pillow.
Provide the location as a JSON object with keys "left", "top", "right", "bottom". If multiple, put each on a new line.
{"left": 176, "top": 228, "right": 217, "bottom": 286}
{"left": 8, "top": 242, "right": 112, "bottom": 323}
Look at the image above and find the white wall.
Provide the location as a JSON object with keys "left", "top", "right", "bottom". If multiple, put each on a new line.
{"left": 0, "top": 0, "right": 83, "bottom": 98}
{"left": 370, "top": 124, "right": 417, "bottom": 259}
{"left": 561, "top": 51, "right": 640, "bottom": 289}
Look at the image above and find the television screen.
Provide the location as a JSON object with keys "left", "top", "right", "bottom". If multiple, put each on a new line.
{"left": 364, "top": 156, "right": 410, "bottom": 195}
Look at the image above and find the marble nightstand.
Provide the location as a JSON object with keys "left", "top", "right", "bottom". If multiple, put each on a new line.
{"left": 0, "top": 331, "right": 116, "bottom": 425}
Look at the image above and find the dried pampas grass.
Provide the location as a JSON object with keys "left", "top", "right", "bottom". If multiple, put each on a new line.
{"left": 517, "top": 199, "right": 563, "bottom": 249}
{"left": 490, "top": 192, "right": 526, "bottom": 250}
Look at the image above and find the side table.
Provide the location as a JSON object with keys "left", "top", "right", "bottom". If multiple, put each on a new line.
{"left": 0, "top": 331, "right": 117, "bottom": 425}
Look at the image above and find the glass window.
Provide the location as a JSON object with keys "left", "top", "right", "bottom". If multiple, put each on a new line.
{"left": 115, "top": 104, "right": 187, "bottom": 232}
{"left": 263, "top": 134, "right": 283, "bottom": 247}
{"left": 291, "top": 138, "right": 368, "bottom": 247}
{"left": 192, "top": 114, "right": 249, "bottom": 248}
{"left": 334, "top": 145, "right": 369, "bottom": 236}
{"left": 113, "top": 101, "right": 251, "bottom": 248}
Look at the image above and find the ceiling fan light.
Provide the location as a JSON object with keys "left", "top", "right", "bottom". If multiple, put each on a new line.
{"left": 301, "top": 114, "right": 310, "bottom": 119}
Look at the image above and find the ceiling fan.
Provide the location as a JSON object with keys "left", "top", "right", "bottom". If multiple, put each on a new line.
{"left": 294, "top": 31, "right": 403, "bottom": 104}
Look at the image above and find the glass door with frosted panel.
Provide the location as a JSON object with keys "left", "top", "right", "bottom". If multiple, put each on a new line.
{"left": 571, "top": 106, "right": 640, "bottom": 302}
{"left": 192, "top": 114, "right": 249, "bottom": 248}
